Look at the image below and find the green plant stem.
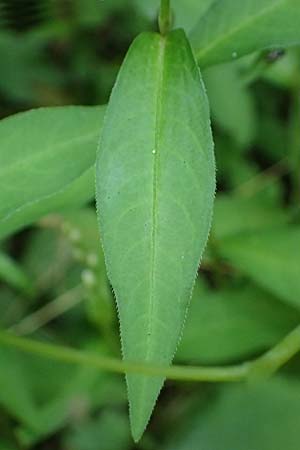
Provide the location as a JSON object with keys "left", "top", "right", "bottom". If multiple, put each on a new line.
{"left": 159, "top": 0, "right": 172, "bottom": 35}
{"left": 248, "top": 325, "right": 300, "bottom": 379}
{"left": 0, "top": 329, "right": 247, "bottom": 381}
{"left": 1, "top": 325, "right": 300, "bottom": 382}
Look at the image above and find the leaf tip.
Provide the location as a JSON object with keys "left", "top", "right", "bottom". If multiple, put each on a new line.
{"left": 127, "top": 374, "right": 164, "bottom": 442}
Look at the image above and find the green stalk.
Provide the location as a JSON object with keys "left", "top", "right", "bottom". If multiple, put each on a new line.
{"left": 248, "top": 324, "right": 300, "bottom": 379}
{"left": 0, "top": 329, "right": 247, "bottom": 382}
{"left": 1, "top": 325, "right": 300, "bottom": 383}
{"left": 159, "top": 0, "right": 172, "bottom": 35}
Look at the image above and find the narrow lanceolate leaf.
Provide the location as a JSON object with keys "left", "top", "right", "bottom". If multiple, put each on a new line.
{"left": 0, "top": 106, "right": 105, "bottom": 240}
{"left": 96, "top": 30, "right": 215, "bottom": 440}
{"left": 190, "top": 0, "right": 300, "bottom": 67}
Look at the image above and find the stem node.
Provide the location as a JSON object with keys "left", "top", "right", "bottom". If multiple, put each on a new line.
{"left": 159, "top": 0, "right": 172, "bottom": 35}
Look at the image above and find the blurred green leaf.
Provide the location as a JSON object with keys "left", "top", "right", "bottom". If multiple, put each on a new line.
{"left": 204, "top": 62, "right": 256, "bottom": 147}
{"left": 218, "top": 226, "right": 300, "bottom": 309}
{"left": 0, "top": 343, "right": 125, "bottom": 446}
{"left": 213, "top": 194, "right": 288, "bottom": 239}
{"left": 63, "top": 410, "right": 131, "bottom": 450}
{"left": 0, "top": 106, "right": 105, "bottom": 240}
{"left": 21, "top": 228, "right": 72, "bottom": 294}
{"left": 132, "top": 0, "right": 160, "bottom": 19}
{"left": 171, "top": 0, "right": 214, "bottom": 31}
{"left": 177, "top": 280, "right": 299, "bottom": 363}
{"left": 0, "top": 167, "right": 95, "bottom": 240}
{"left": 0, "top": 347, "right": 37, "bottom": 429}
{"left": 165, "top": 379, "right": 300, "bottom": 450}
{"left": 190, "top": 0, "right": 300, "bottom": 67}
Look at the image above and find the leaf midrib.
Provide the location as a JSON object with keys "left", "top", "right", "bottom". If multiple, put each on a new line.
{"left": 146, "top": 35, "right": 166, "bottom": 362}
{"left": 194, "top": 0, "right": 288, "bottom": 61}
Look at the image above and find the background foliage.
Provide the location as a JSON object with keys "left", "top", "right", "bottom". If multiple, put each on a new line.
{"left": 0, "top": 0, "right": 300, "bottom": 449}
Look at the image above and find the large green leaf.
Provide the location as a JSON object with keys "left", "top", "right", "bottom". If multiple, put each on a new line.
{"left": 96, "top": 30, "right": 215, "bottom": 440}
{"left": 165, "top": 379, "right": 300, "bottom": 450}
{"left": 190, "top": 0, "right": 300, "bottom": 67}
{"left": 0, "top": 106, "right": 105, "bottom": 240}
{"left": 218, "top": 227, "right": 300, "bottom": 309}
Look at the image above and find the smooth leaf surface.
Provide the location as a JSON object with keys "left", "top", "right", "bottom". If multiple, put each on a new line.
{"left": 96, "top": 30, "right": 215, "bottom": 440}
{"left": 0, "top": 106, "right": 105, "bottom": 240}
{"left": 190, "top": 0, "right": 300, "bottom": 67}
{"left": 218, "top": 227, "right": 300, "bottom": 309}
